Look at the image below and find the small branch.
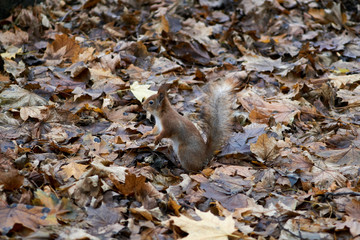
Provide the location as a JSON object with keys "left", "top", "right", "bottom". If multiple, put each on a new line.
{"left": 315, "top": 192, "right": 360, "bottom": 199}
{"left": 276, "top": 218, "right": 304, "bottom": 240}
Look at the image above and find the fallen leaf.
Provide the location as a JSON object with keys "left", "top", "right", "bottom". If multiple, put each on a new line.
{"left": 20, "top": 106, "right": 50, "bottom": 121}
{"left": 0, "top": 85, "right": 48, "bottom": 109}
{"left": 0, "top": 202, "right": 58, "bottom": 234}
{"left": 0, "top": 169, "right": 24, "bottom": 190}
{"left": 170, "top": 209, "right": 236, "bottom": 240}
{"left": 130, "top": 81, "right": 157, "bottom": 102}
{"left": 345, "top": 199, "right": 360, "bottom": 220}
{"left": 317, "top": 145, "right": 360, "bottom": 166}
{"left": 60, "top": 161, "right": 88, "bottom": 181}
{"left": 3, "top": 59, "right": 26, "bottom": 78}
{"left": 86, "top": 204, "right": 121, "bottom": 228}
{"left": 250, "top": 133, "right": 279, "bottom": 162}
{"left": 43, "top": 34, "right": 81, "bottom": 65}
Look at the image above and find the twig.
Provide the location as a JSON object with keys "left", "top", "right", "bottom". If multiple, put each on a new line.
{"left": 315, "top": 191, "right": 360, "bottom": 200}
{"left": 301, "top": 110, "right": 360, "bottom": 126}
{"left": 276, "top": 218, "right": 304, "bottom": 240}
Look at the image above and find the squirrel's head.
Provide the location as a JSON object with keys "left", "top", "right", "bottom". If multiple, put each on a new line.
{"left": 142, "top": 83, "right": 171, "bottom": 115}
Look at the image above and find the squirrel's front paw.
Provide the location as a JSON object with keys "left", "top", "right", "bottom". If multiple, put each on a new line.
{"left": 154, "top": 137, "right": 161, "bottom": 145}
{"left": 142, "top": 131, "right": 151, "bottom": 138}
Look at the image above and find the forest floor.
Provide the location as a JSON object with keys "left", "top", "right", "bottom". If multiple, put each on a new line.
{"left": 0, "top": 0, "right": 360, "bottom": 239}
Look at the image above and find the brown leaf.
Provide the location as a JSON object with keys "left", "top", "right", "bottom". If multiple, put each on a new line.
{"left": 44, "top": 34, "right": 81, "bottom": 65}
{"left": 311, "top": 169, "right": 346, "bottom": 189}
{"left": 86, "top": 204, "right": 121, "bottom": 228}
{"left": 111, "top": 172, "right": 163, "bottom": 209}
{"left": 0, "top": 169, "right": 24, "bottom": 190}
{"left": 3, "top": 59, "right": 26, "bottom": 78}
{"left": 317, "top": 145, "right": 360, "bottom": 166}
{"left": 200, "top": 173, "right": 250, "bottom": 211}
{"left": 336, "top": 216, "right": 360, "bottom": 237}
{"left": 89, "top": 67, "right": 125, "bottom": 93}
{"left": 221, "top": 123, "right": 266, "bottom": 156}
{"left": 60, "top": 161, "right": 88, "bottom": 181}
{"left": 345, "top": 199, "right": 360, "bottom": 220}
{"left": 250, "top": 133, "right": 279, "bottom": 161}
{"left": 0, "top": 202, "right": 58, "bottom": 234}
{"left": 0, "top": 85, "right": 48, "bottom": 109}
{"left": 239, "top": 90, "right": 300, "bottom": 125}
{"left": 0, "top": 27, "right": 28, "bottom": 47}
{"left": 20, "top": 106, "right": 50, "bottom": 121}
{"left": 34, "top": 189, "right": 79, "bottom": 222}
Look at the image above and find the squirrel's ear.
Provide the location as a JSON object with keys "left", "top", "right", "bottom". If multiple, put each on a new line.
{"left": 157, "top": 83, "right": 171, "bottom": 103}
{"left": 158, "top": 92, "right": 165, "bottom": 103}
{"left": 158, "top": 83, "right": 171, "bottom": 93}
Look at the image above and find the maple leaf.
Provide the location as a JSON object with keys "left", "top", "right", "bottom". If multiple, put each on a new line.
{"left": 221, "top": 123, "right": 266, "bottom": 156}
{"left": 34, "top": 189, "right": 79, "bottom": 222}
{"left": 1, "top": 46, "right": 22, "bottom": 60}
{"left": 151, "top": 57, "right": 181, "bottom": 74}
{"left": 337, "top": 86, "right": 360, "bottom": 105}
{"left": 200, "top": 172, "right": 250, "bottom": 211}
{"left": 86, "top": 204, "right": 121, "bottom": 228}
{"left": 0, "top": 85, "right": 48, "bottom": 109}
{"left": 240, "top": 55, "right": 306, "bottom": 77}
{"left": 317, "top": 145, "right": 360, "bottom": 166}
{"left": 170, "top": 209, "right": 236, "bottom": 240}
{"left": 336, "top": 216, "right": 360, "bottom": 237}
{"left": 60, "top": 161, "right": 88, "bottom": 181}
{"left": 310, "top": 169, "right": 346, "bottom": 189}
{"left": 43, "top": 34, "right": 80, "bottom": 65}
{"left": 0, "top": 202, "right": 58, "bottom": 234}
{"left": 345, "top": 199, "right": 360, "bottom": 220}
{"left": 130, "top": 81, "right": 157, "bottom": 102}
{"left": 0, "top": 27, "right": 28, "bottom": 47}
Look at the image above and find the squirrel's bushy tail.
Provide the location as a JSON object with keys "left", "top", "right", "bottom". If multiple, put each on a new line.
{"left": 202, "top": 79, "right": 235, "bottom": 163}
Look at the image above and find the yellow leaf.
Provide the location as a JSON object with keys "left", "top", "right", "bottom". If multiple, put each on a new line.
{"left": 60, "top": 161, "right": 88, "bottom": 181}
{"left": 130, "top": 81, "right": 157, "bottom": 102}
{"left": 0, "top": 46, "right": 22, "bottom": 59}
{"left": 170, "top": 209, "right": 236, "bottom": 240}
{"left": 332, "top": 68, "right": 350, "bottom": 74}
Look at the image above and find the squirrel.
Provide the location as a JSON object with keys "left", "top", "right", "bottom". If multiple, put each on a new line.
{"left": 142, "top": 81, "right": 234, "bottom": 172}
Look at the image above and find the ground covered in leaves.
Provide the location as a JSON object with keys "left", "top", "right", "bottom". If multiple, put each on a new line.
{"left": 0, "top": 0, "right": 360, "bottom": 239}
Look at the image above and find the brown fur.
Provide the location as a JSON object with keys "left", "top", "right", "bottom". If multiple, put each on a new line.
{"left": 143, "top": 82, "right": 233, "bottom": 172}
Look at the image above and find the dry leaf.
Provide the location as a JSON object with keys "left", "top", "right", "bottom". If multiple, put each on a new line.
{"left": 250, "top": 133, "right": 279, "bottom": 161}
{"left": 170, "top": 209, "right": 236, "bottom": 240}
{"left": 130, "top": 81, "right": 157, "bottom": 102}
{"left": 60, "top": 161, "right": 88, "bottom": 181}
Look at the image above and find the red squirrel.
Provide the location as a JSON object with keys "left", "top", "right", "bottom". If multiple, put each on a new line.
{"left": 142, "top": 81, "right": 234, "bottom": 172}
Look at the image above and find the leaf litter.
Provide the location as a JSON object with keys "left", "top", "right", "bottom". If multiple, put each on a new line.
{"left": 0, "top": 0, "right": 360, "bottom": 239}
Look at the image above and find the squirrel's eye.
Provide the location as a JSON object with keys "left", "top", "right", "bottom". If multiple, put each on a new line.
{"left": 149, "top": 100, "right": 154, "bottom": 105}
